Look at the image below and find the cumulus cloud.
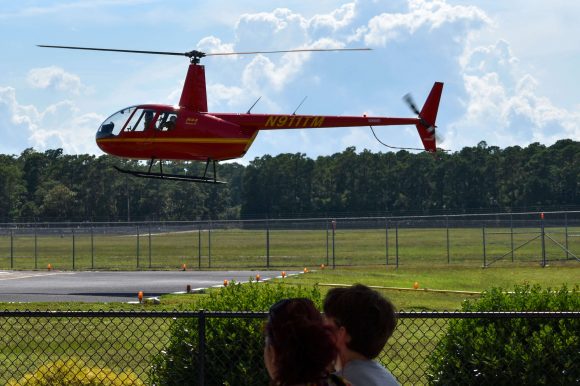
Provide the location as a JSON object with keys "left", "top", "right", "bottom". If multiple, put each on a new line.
{"left": 445, "top": 39, "right": 580, "bottom": 149}
{"left": 236, "top": 8, "right": 309, "bottom": 49}
{"left": 241, "top": 52, "right": 311, "bottom": 92}
{"left": 233, "top": 6, "right": 363, "bottom": 85}
{"left": 207, "top": 83, "right": 244, "bottom": 109}
{"left": 27, "top": 66, "right": 86, "bottom": 94}
{"left": 0, "top": 86, "right": 102, "bottom": 154}
{"left": 206, "top": 1, "right": 491, "bottom": 111}
{"left": 309, "top": 2, "right": 356, "bottom": 32}
{"left": 197, "top": 35, "right": 235, "bottom": 55}
{"left": 355, "top": 0, "right": 491, "bottom": 46}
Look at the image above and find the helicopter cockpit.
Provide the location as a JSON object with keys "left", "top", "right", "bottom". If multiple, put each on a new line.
{"left": 96, "top": 106, "right": 178, "bottom": 139}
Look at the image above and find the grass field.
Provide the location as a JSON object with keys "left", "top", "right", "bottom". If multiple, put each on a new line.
{"left": 1, "top": 226, "right": 578, "bottom": 270}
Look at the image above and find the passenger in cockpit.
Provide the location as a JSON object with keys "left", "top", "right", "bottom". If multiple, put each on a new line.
{"left": 165, "top": 115, "right": 177, "bottom": 130}
{"left": 143, "top": 110, "right": 154, "bottom": 130}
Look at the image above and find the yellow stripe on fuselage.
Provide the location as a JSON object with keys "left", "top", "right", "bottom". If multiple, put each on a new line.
{"left": 97, "top": 137, "right": 250, "bottom": 144}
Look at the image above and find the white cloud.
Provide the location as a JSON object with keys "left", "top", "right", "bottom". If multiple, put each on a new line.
{"left": 197, "top": 36, "right": 235, "bottom": 55}
{"left": 27, "top": 66, "right": 86, "bottom": 95}
{"left": 207, "top": 83, "right": 244, "bottom": 109}
{"left": 356, "top": 0, "right": 490, "bottom": 46}
{"left": 241, "top": 52, "right": 311, "bottom": 92}
{"left": 0, "top": 86, "right": 102, "bottom": 155}
{"left": 445, "top": 39, "right": 580, "bottom": 150}
{"left": 225, "top": 7, "right": 359, "bottom": 95}
{"left": 236, "top": 8, "right": 309, "bottom": 51}
{"left": 0, "top": 86, "right": 40, "bottom": 130}
{"left": 309, "top": 2, "right": 356, "bottom": 31}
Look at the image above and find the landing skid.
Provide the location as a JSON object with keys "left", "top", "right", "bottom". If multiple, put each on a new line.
{"left": 114, "top": 159, "right": 225, "bottom": 184}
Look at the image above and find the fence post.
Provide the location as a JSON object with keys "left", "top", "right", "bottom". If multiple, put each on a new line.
{"left": 90, "top": 226, "right": 94, "bottom": 269}
{"left": 385, "top": 218, "right": 389, "bottom": 267}
{"left": 540, "top": 213, "right": 546, "bottom": 267}
{"left": 10, "top": 229, "right": 14, "bottom": 269}
{"left": 72, "top": 229, "right": 76, "bottom": 270}
{"left": 208, "top": 221, "right": 212, "bottom": 269}
{"left": 326, "top": 219, "right": 329, "bottom": 267}
{"left": 332, "top": 220, "right": 336, "bottom": 270}
{"left": 34, "top": 227, "right": 38, "bottom": 270}
{"left": 136, "top": 225, "right": 140, "bottom": 269}
{"left": 266, "top": 219, "right": 270, "bottom": 269}
{"left": 446, "top": 215, "right": 450, "bottom": 264}
{"left": 395, "top": 222, "right": 399, "bottom": 269}
{"left": 198, "top": 310, "right": 206, "bottom": 386}
{"left": 198, "top": 225, "right": 202, "bottom": 270}
{"left": 510, "top": 214, "right": 514, "bottom": 262}
{"left": 482, "top": 224, "right": 487, "bottom": 267}
{"left": 565, "top": 212, "right": 569, "bottom": 260}
{"left": 148, "top": 223, "right": 152, "bottom": 269}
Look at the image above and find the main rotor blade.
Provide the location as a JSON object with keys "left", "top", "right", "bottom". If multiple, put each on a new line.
{"left": 38, "top": 45, "right": 371, "bottom": 59}
{"left": 206, "top": 48, "right": 371, "bottom": 56}
{"left": 37, "top": 45, "right": 194, "bottom": 57}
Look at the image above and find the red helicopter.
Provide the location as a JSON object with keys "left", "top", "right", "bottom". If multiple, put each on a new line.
{"left": 39, "top": 45, "right": 443, "bottom": 183}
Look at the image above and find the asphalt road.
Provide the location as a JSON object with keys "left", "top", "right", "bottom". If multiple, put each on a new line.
{"left": 0, "top": 270, "right": 294, "bottom": 303}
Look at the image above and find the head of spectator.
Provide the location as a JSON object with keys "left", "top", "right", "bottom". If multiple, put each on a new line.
{"left": 323, "top": 284, "right": 397, "bottom": 363}
{"left": 264, "top": 298, "right": 341, "bottom": 385}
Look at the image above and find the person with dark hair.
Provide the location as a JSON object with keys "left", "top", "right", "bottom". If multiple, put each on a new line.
{"left": 264, "top": 298, "right": 351, "bottom": 386}
{"left": 323, "top": 284, "right": 400, "bottom": 386}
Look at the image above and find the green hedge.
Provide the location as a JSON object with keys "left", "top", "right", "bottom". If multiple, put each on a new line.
{"left": 427, "top": 284, "right": 580, "bottom": 385}
{"left": 150, "top": 281, "right": 321, "bottom": 386}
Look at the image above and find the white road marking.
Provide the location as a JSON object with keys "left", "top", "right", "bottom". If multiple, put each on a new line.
{"left": 0, "top": 271, "right": 76, "bottom": 281}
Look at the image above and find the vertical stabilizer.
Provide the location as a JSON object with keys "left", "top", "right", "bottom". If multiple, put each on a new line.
{"left": 415, "top": 82, "right": 443, "bottom": 153}
{"left": 179, "top": 63, "right": 208, "bottom": 112}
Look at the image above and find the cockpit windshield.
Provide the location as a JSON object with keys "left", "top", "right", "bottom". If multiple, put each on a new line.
{"left": 97, "top": 107, "right": 179, "bottom": 139}
{"left": 96, "top": 107, "right": 136, "bottom": 139}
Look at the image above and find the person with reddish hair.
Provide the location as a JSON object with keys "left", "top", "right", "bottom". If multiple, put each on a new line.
{"left": 264, "top": 298, "right": 351, "bottom": 386}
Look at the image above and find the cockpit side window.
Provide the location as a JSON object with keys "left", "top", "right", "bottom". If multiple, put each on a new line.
{"left": 125, "top": 109, "right": 157, "bottom": 132}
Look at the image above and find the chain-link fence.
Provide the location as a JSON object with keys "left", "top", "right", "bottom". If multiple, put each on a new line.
{"left": 0, "top": 211, "right": 579, "bottom": 270}
{"left": 0, "top": 310, "right": 578, "bottom": 385}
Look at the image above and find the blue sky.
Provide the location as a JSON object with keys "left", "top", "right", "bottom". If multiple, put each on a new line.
{"left": 1, "top": 0, "right": 578, "bottom": 162}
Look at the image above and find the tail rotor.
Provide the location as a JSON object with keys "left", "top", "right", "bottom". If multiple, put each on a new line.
{"left": 403, "top": 82, "right": 443, "bottom": 153}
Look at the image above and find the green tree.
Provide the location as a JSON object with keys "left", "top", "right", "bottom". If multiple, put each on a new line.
{"left": 38, "top": 183, "right": 79, "bottom": 220}
{"left": 0, "top": 155, "right": 25, "bottom": 221}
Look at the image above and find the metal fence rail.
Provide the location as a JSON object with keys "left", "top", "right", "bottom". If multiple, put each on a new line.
{"left": 1, "top": 211, "right": 579, "bottom": 270}
{"left": 0, "top": 311, "right": 578, "bottom": 385}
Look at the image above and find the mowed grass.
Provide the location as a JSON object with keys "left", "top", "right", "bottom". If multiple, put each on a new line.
{"left": 1, "top": 226, "right": 578, "bottom": 270}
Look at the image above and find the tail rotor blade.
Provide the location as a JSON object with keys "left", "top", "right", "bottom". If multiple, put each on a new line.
{"left": 403, "top": 93, "right": 421, "bottom": 116}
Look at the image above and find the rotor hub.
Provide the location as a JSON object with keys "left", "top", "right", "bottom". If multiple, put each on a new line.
{"left": 185, "top": 50, "right": 206, "bottom": 64}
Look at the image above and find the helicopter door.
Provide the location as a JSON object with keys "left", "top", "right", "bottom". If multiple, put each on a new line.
{"left": 124, "top": 108, "right": 157, "bottom": 132}
{"left": 120, "top": 108, "right": 158, "bottom": 157}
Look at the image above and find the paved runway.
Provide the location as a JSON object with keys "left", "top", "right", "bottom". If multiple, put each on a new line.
{"left": 0, "top": 270, "right": 295, "bottom": 303}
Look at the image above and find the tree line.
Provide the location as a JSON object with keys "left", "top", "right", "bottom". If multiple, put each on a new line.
{"left": 0, "top": 139, "right": 578, "bottom": 222}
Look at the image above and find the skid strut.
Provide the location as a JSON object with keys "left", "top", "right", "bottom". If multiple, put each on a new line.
{"left": 114, "top": 158, "right": 225, "bottom": 183}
